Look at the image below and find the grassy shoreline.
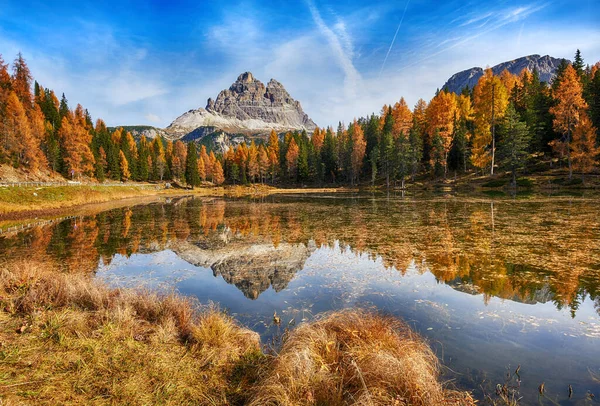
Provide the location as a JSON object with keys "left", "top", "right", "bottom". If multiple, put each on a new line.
{"left": 0, "top": 183, "right": 357, "bottom": 222}
{"left": 1, "top": 168, "right": 597, "bottom": 223}
{"left": 0, "top": 261, "right": 474, "bottom": 405}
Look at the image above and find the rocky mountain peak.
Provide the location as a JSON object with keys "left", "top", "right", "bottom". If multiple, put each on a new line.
{"left": 441, "top": 54, "right": 567, "bottom": 94}
{"left": 166, "top": 72, "right": 317, "bottom": 143}
{"left": 237, "top": 71, "right": 255, "bottom": 83}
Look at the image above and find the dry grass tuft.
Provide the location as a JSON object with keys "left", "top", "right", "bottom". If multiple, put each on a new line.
{"left": 0, "top": 260, "right": 261, "bottom": 405}
{"left": 249, "top": 309, "right": 475, "bottom": 406}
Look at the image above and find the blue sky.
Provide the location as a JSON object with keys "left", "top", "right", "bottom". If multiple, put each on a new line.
{"left": 1, "top": 0, "right": 599, "bottom": 128}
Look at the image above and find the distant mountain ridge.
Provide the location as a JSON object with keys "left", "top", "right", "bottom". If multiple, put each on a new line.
{"left": 441, "top": 54, "right": 567, "bottom": 94}
{"left": 108, "top": 126, "right": 167, "bottom": 140}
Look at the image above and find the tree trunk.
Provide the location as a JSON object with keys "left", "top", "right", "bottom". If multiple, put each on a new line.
{"left": 386, "top": 166, "right": 390, "bottom": 190}
{"left": 444, "top": 151, "right": 448, "bottom": 179}
{"left": 512, "top": 167, "right": 516, "bottom": 188}
{"left": 490, "top": 83, "right": 496, "bottom": 176}
{"left": 567, "top": 125, "right": 573, "bottom": 180}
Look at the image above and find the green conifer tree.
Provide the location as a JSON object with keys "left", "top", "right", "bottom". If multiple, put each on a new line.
{"left": 185, "top": 142, "right": 200, "bottom": 187}
{"left": 498, "top": 103, "right": 532, "bottom": 186}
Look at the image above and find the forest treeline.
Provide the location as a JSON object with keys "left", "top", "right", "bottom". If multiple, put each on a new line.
{"left": 1, "top": 51, "right": 599, "bottom": 187}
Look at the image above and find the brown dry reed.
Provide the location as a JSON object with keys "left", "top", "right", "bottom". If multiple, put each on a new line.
{"left": 0, "top": 260, "right": 261, "bottom": 405}
{"left": 249, "top": 309, "right": 475, "bottom": 406}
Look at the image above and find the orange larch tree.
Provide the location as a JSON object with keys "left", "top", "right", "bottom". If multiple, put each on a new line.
{"left": 268, "top": 130, "right": 280, "bottom": 183}
{"left": 172, "top": 140, "right": 187, "bottom": 180}
{"left": 426, "top": 90, "right": 457, "bottom": 176}
{"left": 152, "top": 137, "right": 166, "bottom": 180}
{"left": 286, "top": 138, "right": 299, "bottom": 181}
{"left": 119, "top": 150, "right": 130, "bottom": 181}
{"left": 258, "top": 145, "right": 269, "bottom": 183}
{"left": 391, "top": 97, "right": 413, "bottom": 137}
{"left": 248, "top": 141, "right": 259, "bottom": 182}
{"left": 350, "top": 119, "right": 366, "bottom": 185}
{"left": 312, "top": 126, "right": 324, "bottom": 152}
{"left": 549, "top": 64, "right": 588, "bottom": 179}
{"left": 570, "top": 114, "right": 599, "bottom": 181}
{"left": 234, "top": 144, "right": 248, "bottom": 182}
{"left": 0, "top": 54, "right": 11, "bottom": 92}
{"left": 28, "top": 103, "right": 49, "bottom": 171}
{"left": 212, "top": 158, "right": 225, "bottom": 185}
{"left": 58, "top": 115, "right": 77, "bottom": 177}
{"left": 111, "top": 127, "right": 123, "bottom": 146}
{"left": 472, "top": 68, "right": 509, "bottom": 174}
{"left": 76, "top": 124, "right": 95, "bottom": 176}
{"left": 208, "top": 151, "right": 218, "bottom": 183}
{"left": 3, "top": 91, "right": 41, "bottom": 170}
{"left": 499, "top": 69, "right": 519, "bottom": 95}
{"left": 198, "top": 155, "right": 206, "bottom": 182}
{"left": 201, "top": 145, "right": 212, "bottom": 180}
{"left": 11, "top": 53, "right": 33, "bottom": 110}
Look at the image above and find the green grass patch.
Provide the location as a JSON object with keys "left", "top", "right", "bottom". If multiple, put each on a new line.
{"left": 481, "top": 179, "right": 507, "bottom": 188}
{"left": 516, "top": 177, "right": 534, "bottom": 188}
{"left": 482, "top": 190, "right": 507, "bottom": 197}
{"left": 550, "top": 177, "right": 583, "bottom": 186}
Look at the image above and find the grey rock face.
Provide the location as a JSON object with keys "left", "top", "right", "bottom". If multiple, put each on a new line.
{"left": 165, "top": 72, "right": 317, "bottom": 140}
{"left": 108, "top": 126, "right": 169, "bottom": 141}
{"left": 442, "top": 55, "right": 567, "bottom": 94}
{"left": 207, "top": 72, "right": 316, "bottom": 130}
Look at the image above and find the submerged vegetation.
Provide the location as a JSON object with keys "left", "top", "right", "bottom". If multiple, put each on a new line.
{"left": 0, "top": 261, "right": 474, "bottom": 405}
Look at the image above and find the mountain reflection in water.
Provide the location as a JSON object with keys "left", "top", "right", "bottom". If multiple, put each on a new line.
{"left": 2, "top": 195, "right": 599, "bottom": 315}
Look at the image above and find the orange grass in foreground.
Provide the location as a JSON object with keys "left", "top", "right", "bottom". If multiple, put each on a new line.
{"left": 0, "top": 261, "right": 474, "bottom": 405}
{"left": 0, "top": 261, "right": 261, "bottom": 405}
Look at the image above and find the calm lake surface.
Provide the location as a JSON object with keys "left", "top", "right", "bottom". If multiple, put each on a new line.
{"left": 2, "top": 194, "right": 600, "bottom": 404}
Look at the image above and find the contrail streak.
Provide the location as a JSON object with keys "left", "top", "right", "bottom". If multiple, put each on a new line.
{"left": 379, "top": 0, "right": 410, "bottom": 77}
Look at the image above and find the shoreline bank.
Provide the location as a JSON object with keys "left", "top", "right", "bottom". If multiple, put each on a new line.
{"left": 0, "top": 184, "right": 357, "bottom": 224}
{"left": 0, "top": 261, "right": 474, "bottom": 405}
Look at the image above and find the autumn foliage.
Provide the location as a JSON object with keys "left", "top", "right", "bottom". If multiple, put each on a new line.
{"left": 1, "top": 51, "right": 600, "bottom": 187}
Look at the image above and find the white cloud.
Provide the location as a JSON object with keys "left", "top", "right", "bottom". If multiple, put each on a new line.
{"left": 459, "top": 12, "right": 493, "bottom": 27}
{"left": 144, "top": 113, "right": 161, "bottom": 123}
{"left": 306, "top": 0, "right": 361, "bottom": 94}
{"left": 0, "top": 20, "right": 169, "bottom": 126}
{"left": 161, "top": 5, "right": 600, "bottom": 130}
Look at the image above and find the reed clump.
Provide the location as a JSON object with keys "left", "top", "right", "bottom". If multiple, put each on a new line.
{"left": 249, "top": 309, "right": 475, "bottom": 406}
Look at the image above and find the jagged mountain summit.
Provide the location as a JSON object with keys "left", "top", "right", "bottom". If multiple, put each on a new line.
{"left": 442, "top": 54, "right": 567, "bottom": 94}
{"left": 166, "top": 72, "right": 317, "bottom": 139}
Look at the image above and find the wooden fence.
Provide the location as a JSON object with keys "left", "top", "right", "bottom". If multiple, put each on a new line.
{"left": 0, "top": 215, "right": 79, "bottom": 235}
{"left": 0, "top": 181, "right": 158, "bottom": 187}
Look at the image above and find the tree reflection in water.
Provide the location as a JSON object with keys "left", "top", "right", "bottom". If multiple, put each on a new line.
{"left": 1, "top": 195, "right": 599, "bottom": 316}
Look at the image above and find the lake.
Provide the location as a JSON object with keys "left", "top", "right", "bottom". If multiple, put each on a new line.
{"left": 1, "top": 194, "right": 599, "bottom": 404}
